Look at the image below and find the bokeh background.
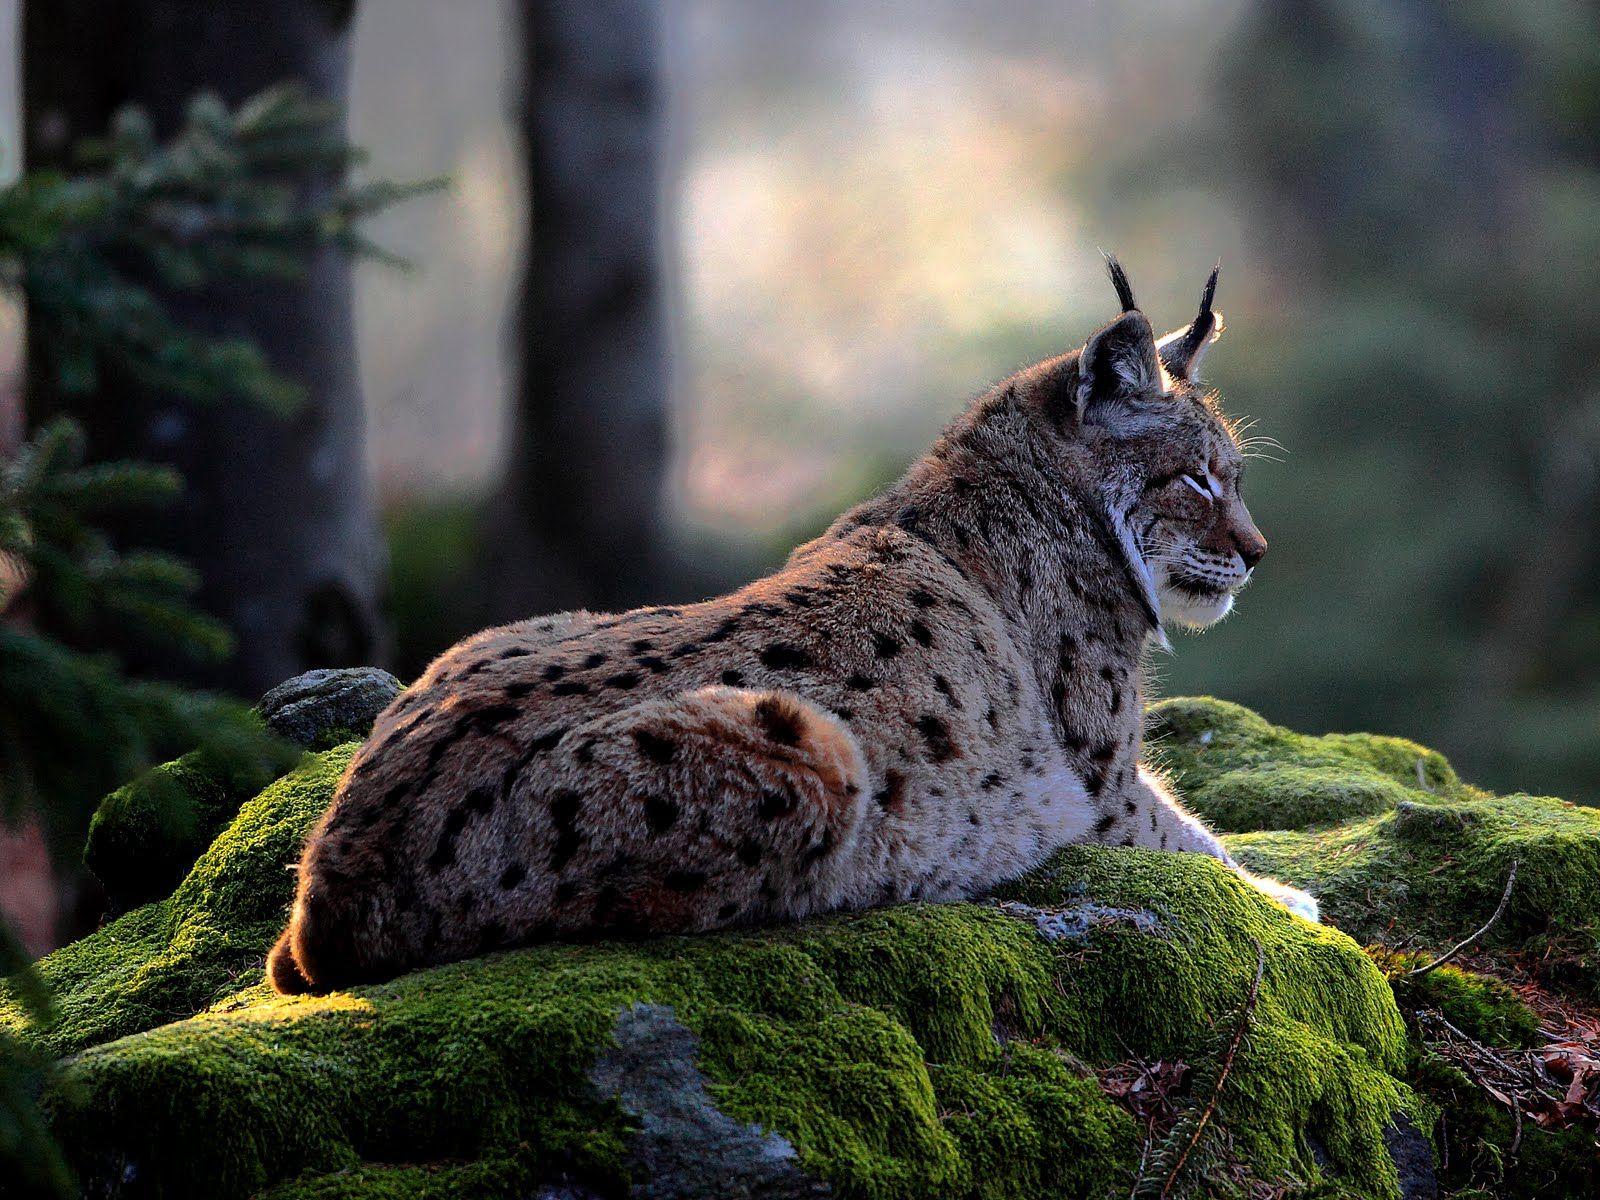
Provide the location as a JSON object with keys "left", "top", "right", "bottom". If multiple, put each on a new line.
{"left": 3, "top": 0, "right": 1599, "bottom": 951}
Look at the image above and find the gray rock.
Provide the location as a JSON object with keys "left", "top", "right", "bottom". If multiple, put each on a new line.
{"left": 255, "top": 667, "right": 403, "bottom": 748}
{"left": 1384, "top": 1114, "right": 1438, "bottom": 1200}
{"left": 589, "top": 1003, "right": 828, "bottom": 1199}
{"left": 993, "top": 898, "right": 1164, "bottom": 941}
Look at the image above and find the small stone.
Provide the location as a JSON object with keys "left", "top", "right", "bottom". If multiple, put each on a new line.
{"left": 256, "top": 667, "right": 403, "bottom": 748}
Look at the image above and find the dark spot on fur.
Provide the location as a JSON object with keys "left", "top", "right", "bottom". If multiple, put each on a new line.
{"left": 980, "top": 772, "right": 1006, "bottom": 791}
{"left": 784, "top": 590, "right": 813, "bottom": 607}
{"left": 498, "top": 862, "right": 527, "bottom": 890}
{"left": 551, "top": 680, "right": 590, "bottom": 697}
{"left": 631, "top": 638, "right": 655, "bottom": 653}
{"left": 637, "top": 655, "right": 669, "bottom": 674}
{"left": 1109, "top": 684, "right": 1124, "bottom": 715}
{"left": 909, "top": 588, "right": 937, "bottom": 608}
{"left": 835, "top": 707, "right": 854, "bottom": 722}
{"left": 968, "top": 811, "right": 981, "bottom": 826}
{"left": 801, "top": 829, "right": 836, "bottom": 869}
{"left": 909, "top": 619, "right": 934, "bottom": 648}
{"left": 737, "top": 837, "right": 763, "bottom": 867}
{"left": 1092, "top": 742, "right": 1117, "bottom": 763}
{"left": 872, "top": 631, "right": 901, "bottom": 659}
{"left": 1124, "top": 798, "right": 1138, "bottom": 815}
{"left": 1062, "top": 728, "right": 1089, "bottom": 754}
{"left": 670, "top": 642, "right": 700, "bottom": 659}
{"left": 542, "top": 663, "right": 566, "bottom": 682}
{"left": 874, "top": 769, "right": 907, "bottom": 814}
{"left": 550, "top": 789, "right": 581, "bottom": 830}
{"left": 972, "top": 635, "right": 988, "bottom": 656}
{"left": 705, "top": 617, "right": 741, "bottom": 643}
{"left": 465, "top": 786, "right": 495, "bottom": 815}
{"left": 933, "top": 674, "right": 960, "bottom": 709}
{"left": 718, "top": 902, "right": 739, "bottom": 921}
{"left": 985, "top": 706, "right": 999, "bottom": 731}
{"left": 720, "top": 669, "right": 745, "bottom": 687}
{"left": 758, "top": 787, "right": 797, "bottom": 819}
{"left": 643, "top": 795, "right": 679, "bottom": 835}
{"left": 754, "top": 697, "right": 804, "bottom": 746}
{"left": 606, "top": 671, "right": 642, "bottom": 690}
{"left": 575, "top": 738, "right": 596, "bottom": 765}
{"left": 554, "top": 881, "right": 577, "bottom": 905}
{"left": 505, "top": 680, "right": 536, "bottom": 699}
{"left": 472, "top": 703, "right": 521, "bottom": 729}
{"left": 498, "top": 647, "right": 530, "bottom": 660}
{"left": 666, "top": 869, "right": 706, "bottom": 893}
{"left": 634, "top": 729, "right": 678, "bottom": 765}
{"left": 427, "top": 806, "right": 471, "bottom": 871}
{"left": 846, "top": 672, "right": 876, "bottom": 691}
{"left": 549, "top": 829, "right": 582, "bottom": 872}
{"left": 917, "top": 715, "right": 955, "bottom": 762}
{"left": 1094, "top": 812, "right": 1117, "bottom": 836}
{"left": 759, "top": 643, "right": 813, "bottom": 671}
{"left": 583, "top": 652, "right": 607, "bottom": 669}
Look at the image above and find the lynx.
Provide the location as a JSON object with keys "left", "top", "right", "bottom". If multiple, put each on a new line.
{"left": 270, "top": 259, "right": 1317, "bottom": 995}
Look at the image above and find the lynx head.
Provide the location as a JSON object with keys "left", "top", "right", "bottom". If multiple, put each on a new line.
{"left": 1053, "top": 258, "right": 1267, "bottom": 631}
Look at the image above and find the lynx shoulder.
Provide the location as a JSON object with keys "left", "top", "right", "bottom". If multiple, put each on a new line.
{"left": 268, "top": 260, "right": 1316, "bottom": 996}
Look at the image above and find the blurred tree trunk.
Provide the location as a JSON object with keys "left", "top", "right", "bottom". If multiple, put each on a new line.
{"left": 21, "top": 0, "right": 384, "bottom": 699}
{"left": 486, "top": 0, "right": 675, "bottom": 620}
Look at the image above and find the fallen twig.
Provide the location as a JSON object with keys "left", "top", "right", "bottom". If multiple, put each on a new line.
{"left": 1157, "top": 939, "right": 1265, "bottom": 1200}
{"left": 1406, "top": 860, "right": 1519, "bottom": 979}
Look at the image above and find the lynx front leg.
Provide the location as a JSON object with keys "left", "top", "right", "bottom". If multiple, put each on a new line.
{"left": 1109, "top": 766, "right": 1320, "bottom": 923}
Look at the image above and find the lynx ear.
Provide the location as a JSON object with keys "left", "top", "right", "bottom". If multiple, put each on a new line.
{"left": 1076, "top": 309, "right": 1162, "bottom": 423}
{"left": 1157, "top": 263, "right": 1223, "bottom": 383}
{"left": 1076, "top": 255, "right": 1163, "bottom": 420}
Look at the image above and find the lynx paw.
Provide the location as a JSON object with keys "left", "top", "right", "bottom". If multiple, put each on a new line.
{"left": 1241, "top": 871, "right": 1320, "bottom": 923}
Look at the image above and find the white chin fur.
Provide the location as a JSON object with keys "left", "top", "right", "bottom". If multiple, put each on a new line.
{"left": 1166, "top": 588, "right": 1234, "bottom": 630}
{"left": 1152, "top": 563, "right": 1236, "bottom": 630}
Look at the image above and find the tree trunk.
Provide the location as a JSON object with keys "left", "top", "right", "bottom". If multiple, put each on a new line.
{"left": 21, "top": 0, "right": 383, "bottom": 699}
{"left": 487, "top": 0, "right": 674, "bottom": 621}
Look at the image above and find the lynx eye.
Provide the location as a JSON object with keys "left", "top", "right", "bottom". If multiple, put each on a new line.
{"left": 1179, "top": 472, "right": 1212, "bottom": 499}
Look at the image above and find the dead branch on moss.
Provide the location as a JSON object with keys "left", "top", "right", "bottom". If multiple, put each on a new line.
{"left": 1149, "top": 939, "right": 1265, "bottom": 1200}
{"left": 1406, "top": 860, "right": 1519, "bottom": 979}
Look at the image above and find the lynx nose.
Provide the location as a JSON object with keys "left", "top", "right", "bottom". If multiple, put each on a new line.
{"left": 1234, "top": 532, "right": 1266, "bottom": 571}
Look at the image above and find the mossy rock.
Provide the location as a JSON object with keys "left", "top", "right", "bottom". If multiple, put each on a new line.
{"left": 6, "top": 696, "right": 1600, "bottom": 1197}
{"left": 82, "top": 669, "right": 400, "bottom": 913}
{"left": 1150, "top": 696, "right": 1460, "bottom": 831}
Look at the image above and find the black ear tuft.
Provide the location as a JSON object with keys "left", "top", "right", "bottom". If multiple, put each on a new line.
{"left": 1103, "top": 252, "right": 1138, "bottom": 313}
{"left": 1157, "top": 261, "right": 1224, "bottom": 383}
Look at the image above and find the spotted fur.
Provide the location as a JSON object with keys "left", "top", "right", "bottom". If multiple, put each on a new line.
{"left": 269, "top": 261, "right": 1316, "bottom": 995}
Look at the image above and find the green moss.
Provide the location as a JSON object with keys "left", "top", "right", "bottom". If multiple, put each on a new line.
{"left": 83, "top": 740, "right": 302, "bottom": 911}
{"left": 1149, "top": 696, "right": 1460, "bottom": 832}
{"left": 8, "top": 734, "right": 1418, "bottom": 1199}
{"left": 39, "top": 861, "right": 1410, "bottom": 1200}
{"left": 1225, "top": 795, "right": 1600, "bottom": 989}
{"left": 1368, "top": 950, "right": 1541, "bottom": 1049}
{"left": 1407, "top": 1053, "right": 1600, "bottom": 1197}
{"left": 12, "top": 695, "right": 1600, "bottom": 1197}
{"left": 2, "top": 746, "right": 355, "bottom": 1059}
